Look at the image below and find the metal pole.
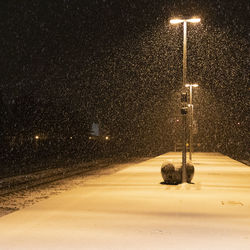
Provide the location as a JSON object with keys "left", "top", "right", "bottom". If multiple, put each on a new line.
{"left": 182, "top": 21, "right": 187, "bottom": 183}
{"left": 182, "top": 112, "right": 187, "bottom": 183}
{"left": 183, "top": 22, "right": 187, "bottom": 86}
{"left": 189, "top": 85, "right": 193, "bottom": 160}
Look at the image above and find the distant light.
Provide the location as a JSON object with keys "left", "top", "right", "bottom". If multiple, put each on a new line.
{"left": 237, "top": 122, "right": 240, "bottom": 125}
{"left": 70, "top": 136, "right": 73, "bottom": 140}
{"left": 89, "top": 136, "right": 92, "bottom": 140}
{"left": 185, "top": 83, "right": 199, "bottom": 87}
{"left": 176, "top": 119, "right": 179, "bottom": 122}
{"left": 35, "top": 135, "right": 39, "bottom": 140}
{"left": 105, "top": 136, "right": 110, "bottom": 140}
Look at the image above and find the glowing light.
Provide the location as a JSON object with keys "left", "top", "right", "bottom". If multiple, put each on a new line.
{"left": 35, "top": 135, "right": 39, "bottom": 140}
{"left": 170, "top": 19, "right": 183, "bottom": 24}
{"left": 187, "top": 18, "right": 201, "bottom": 23}
{"left": 105, "top": 136, "right": 109, "bottom": 140}
{"left": 170, "top": 18, "right": 201, "bottom": 24}
{"left": 185, "top": 83, "right": 199, "bottom": 87}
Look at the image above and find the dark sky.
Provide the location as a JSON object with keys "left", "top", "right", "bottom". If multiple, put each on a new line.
{"left": 0, "top": 0, "right": 249, "bottom": 145}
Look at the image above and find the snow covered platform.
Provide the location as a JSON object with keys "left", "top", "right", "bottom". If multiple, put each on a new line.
{"left": 0, "top": 152, "right": 249, "bottom": 250}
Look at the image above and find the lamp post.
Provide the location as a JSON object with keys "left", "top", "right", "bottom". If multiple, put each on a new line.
{"left": 170, "top": 17, "right": 200, "bottom": 183}
{"left": 170, "top": 17, "right": 200, "bottom": 88}
{"left": 185, "top": 83, "right": 199, "bottom": 161}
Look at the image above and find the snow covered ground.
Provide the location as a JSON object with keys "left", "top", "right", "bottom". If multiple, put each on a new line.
{"left": 0, "top": 152, "right": 249, "bottom": 250}
{"left": 0, "top": 158, "right": 145, "bottom": 217}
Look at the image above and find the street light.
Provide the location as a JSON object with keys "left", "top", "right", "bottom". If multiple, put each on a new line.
{"left": 185, "top": 83, "right": 199, "bottom": 161}
{"left": 170, "top": 17, "right": 201, "bottom": 183}
{"left": 170, "top": 17, "right": 200, "bottom": 90}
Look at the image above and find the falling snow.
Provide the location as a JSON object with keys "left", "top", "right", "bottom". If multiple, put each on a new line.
{"left": 0, "top": 0, "right": 249, "bottom": 178}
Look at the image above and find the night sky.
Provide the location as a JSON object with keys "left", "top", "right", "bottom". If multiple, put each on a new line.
{"left": 0, "top": 0, "right": 249, "bottom": 155}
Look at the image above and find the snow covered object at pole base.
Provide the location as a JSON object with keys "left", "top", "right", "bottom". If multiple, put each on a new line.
{"left": 161, "top": 161, "right": 194, "bottom": 184}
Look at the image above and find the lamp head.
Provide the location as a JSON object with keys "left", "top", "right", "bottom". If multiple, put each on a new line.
{"left": 185, "top": 83, "right": 199, "bottom": 87}
{"left": 187, "top": 18, "right": 201, "bottom": 23}
{"left": 170, "top": 17, "right": 200, "bottom": 24}
{"left": 170, "top": 19, "right": 184, "bottom": 24}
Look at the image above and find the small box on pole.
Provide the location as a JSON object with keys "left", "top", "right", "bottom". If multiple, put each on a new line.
{"left": 181, "top": 107, "right": 188, "bottom": 115}
{"left": 181, "top": 92, "right": 188, "bottom": 103}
